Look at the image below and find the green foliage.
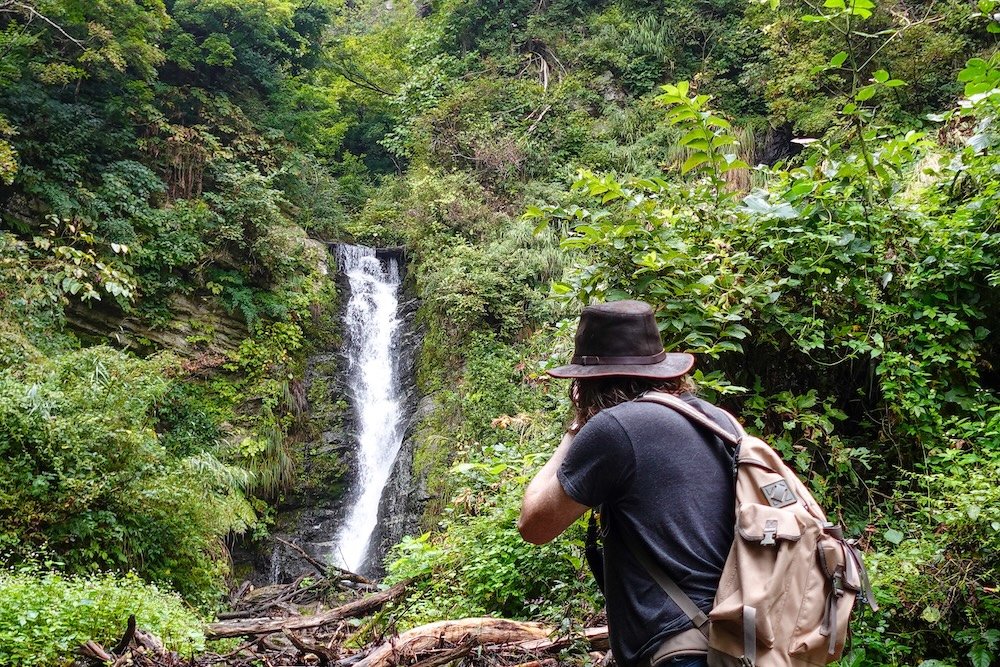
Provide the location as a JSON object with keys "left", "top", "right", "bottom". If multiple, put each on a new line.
{"left": 388, "top": 337, "right": 599, "bottom": 626}
{"left": 0, "top": 567, "right": 205, "bottom": 667}
{"left": 526, "top": 28, "right": 1000, "bottom": 662}
{"left": 0, "top": 347, "right": 256, "bottom": 603}
{"left": 1, "top": 0, "right": 999, "bottom": 661}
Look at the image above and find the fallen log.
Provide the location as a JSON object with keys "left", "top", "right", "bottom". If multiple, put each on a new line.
{"left": 206, "top": 579, "right": 411, "bottom": 639}
{"left": 350, "top": 618, "right": 551, "bottom": 667}
{"left": 349, "top": 620, "right": 610, "bottom": 667}
{"left": 512, "top": 625, "right": 609, "bottom": 653}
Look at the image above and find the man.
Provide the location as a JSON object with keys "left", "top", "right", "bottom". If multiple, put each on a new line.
{"left": 518, "top": 300, "right": 736, "bottom": 667}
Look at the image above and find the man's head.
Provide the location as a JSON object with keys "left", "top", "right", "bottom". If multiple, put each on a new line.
{"left": 547, "top": 300, "right": 695, "bottom": 430}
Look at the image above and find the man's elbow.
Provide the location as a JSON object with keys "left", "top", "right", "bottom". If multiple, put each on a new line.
{"left": 517, "top": 509, "right": 554, "bottom": 545}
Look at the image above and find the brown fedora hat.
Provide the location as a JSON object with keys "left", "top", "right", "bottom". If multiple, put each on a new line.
{"left": 547, "top": 300, "right": 694, "bottom": 379}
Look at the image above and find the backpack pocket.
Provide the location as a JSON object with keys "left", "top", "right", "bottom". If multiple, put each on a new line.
{"left": 711, "top": 503, "right": 806, "bottom": 651}
{"left": 737, "top": 503, "right": 803, "bottom": 545}
{"left": 788, "top": 531, "right": 860, "bottom": 661}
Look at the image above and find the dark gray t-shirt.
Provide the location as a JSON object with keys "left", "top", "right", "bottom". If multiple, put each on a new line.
{"left": 557, "top": 395, "right": 736, "bottom": 667}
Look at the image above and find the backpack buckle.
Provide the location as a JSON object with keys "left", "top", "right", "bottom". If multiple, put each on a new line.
{"left": 760, "top": 519, "right": 778, "bottom": 546}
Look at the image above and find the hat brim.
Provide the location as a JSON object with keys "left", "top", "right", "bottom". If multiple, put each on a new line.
{"left": 546, "top": 352, "right": 695, "bottom": 380}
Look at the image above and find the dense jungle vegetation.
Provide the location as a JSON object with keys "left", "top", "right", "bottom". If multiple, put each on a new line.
{"left": 0, "top": 0, "right": 998, "bottom": 664}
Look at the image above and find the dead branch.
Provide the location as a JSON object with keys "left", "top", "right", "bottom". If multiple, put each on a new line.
{"left": 285, "top": 629, "right": 341, "bottom": 664}
{"left": 206, "top": 579, "right": 412, "bottom": 639}
{"left": 79, "top": 640, "right": 113, "bottom": 663}
{"left": 524, "top": 105, "right": 552, "bottom": 136}
{"left": 275, "top": 536, "right": 373, "bottom": 585}
{"left": 408, "top": 641, "right": 474, "bottom": 667}
{"left": 0, "top": 1, "right": 85, "bottom": 48}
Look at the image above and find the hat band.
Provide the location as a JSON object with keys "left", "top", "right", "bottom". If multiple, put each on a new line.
{"left": 571, "top": 350, "right": 667, "bottom": 366}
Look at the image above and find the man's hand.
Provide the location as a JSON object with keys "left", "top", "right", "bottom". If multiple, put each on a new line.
{"left": 518, "top": 432, "right": 590, "bottom": 544}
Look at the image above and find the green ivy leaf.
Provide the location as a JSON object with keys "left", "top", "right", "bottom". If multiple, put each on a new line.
{"left": 884, "top": 527, "right": 904, "bottom": 544}
{"left": 856, "top": 86, "right": 877, "bottom": 102}
{"left": 921, "top": 606, "right": 942, "bottom": 623}
{"left": 969, "top": 644, "right": 991, "bottom": 667}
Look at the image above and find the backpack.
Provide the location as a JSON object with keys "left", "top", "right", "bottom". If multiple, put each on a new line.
{"left": 592, "top": 392, "right": 877, "bottom": 667}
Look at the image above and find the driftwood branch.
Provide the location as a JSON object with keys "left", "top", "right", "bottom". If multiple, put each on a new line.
{"left": 206, "top": 579, "right": 412, "bottom": 639}
{"left": 409, "top": 642, "right": 474, "bottom": 667}
{"left": 351, "top": 618, "right": 552, "bottom": 667}
{"left": 351, "top": 619, "right": 610, "bottom": 667}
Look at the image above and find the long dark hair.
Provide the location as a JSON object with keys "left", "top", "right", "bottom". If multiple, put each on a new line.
{"left": 568, "top": 375, "right": 695, "bottom": 434}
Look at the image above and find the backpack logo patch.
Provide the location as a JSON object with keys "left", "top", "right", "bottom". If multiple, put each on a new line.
{"left": 761, "top": 480, "right": 798, "bottom": 508}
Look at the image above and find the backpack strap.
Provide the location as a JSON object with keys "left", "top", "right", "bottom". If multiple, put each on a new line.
{"left": 618, "top": 526, "right": 711, "bottom": 638}
{"left": 633, "top": 391, "right": 759, "bottom": 666}
{"left": 637, "top": 392, "right": 744, "bottom": 448}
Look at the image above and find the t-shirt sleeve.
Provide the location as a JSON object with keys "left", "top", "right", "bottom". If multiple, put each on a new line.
{"left": 556, "top": 411, "right": 636, "bottom": 507}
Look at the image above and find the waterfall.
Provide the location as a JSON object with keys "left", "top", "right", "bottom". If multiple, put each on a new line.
{"left": 332, "top": 245, "right": 405, "bottom": 573}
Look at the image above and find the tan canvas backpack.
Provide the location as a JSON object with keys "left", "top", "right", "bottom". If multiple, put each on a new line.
{"left": 627, "top": 392, "right": 878, "bottom": 667}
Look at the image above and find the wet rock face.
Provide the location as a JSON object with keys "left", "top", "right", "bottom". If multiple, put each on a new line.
{"left": 233, "top": 345, "right": 356, "bottom": 586}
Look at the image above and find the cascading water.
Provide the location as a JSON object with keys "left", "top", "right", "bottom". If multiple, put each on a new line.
{"left": 332, "top": 245, "right": 405, "bottom": 573}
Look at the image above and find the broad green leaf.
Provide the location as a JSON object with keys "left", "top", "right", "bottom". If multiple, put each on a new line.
{"left": 722, "top": 157, "right": 750, "bottom": 171}
{"left": 681, "top": 128, "right": 709, "bottom": 144}
{"left": 884, "top": 528, "right": 904, "bottom": 544}
{"left": 856, "top": 86, "right": 876, "bottom": 101}
{"left": 706, "top": 116, "right": 732, "bottom": 129}
{"left": 968, "top": 646, "right": 990, "bottom": 667}
{"left": 873, "top": 69, "right": 889, "bottom": 83}
{"left": 681, "top": 153, "right": 710, "bottom": 174}
{"left": 785, "top": 181, "right": 815, "bottom": 199}
{"left": 829, "top": 51, "right": 849, "bottom": 68}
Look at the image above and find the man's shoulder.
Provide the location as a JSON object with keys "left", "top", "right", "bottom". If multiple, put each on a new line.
{"left": 606, "top": 394, "right": 734, "bottom": 433}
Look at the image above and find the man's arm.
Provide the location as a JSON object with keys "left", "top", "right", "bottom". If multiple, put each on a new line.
{"left": 518, "top": 431, "right": 590, "bottom": 545}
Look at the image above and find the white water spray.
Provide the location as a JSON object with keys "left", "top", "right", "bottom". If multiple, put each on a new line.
{"left": 332, "top": 245, "right": 405, "bottom": 572}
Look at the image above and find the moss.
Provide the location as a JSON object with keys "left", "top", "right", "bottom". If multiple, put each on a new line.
{"left": 410, "top": 390, "right": 463, "bottom": 531}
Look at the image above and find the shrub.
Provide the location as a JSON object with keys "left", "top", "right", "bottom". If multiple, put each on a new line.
{"left": 0, "top": 346, "right": 256, "bottom": 604}
{"left": 0, "top": 567, "right": 205, "bottom": 667}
